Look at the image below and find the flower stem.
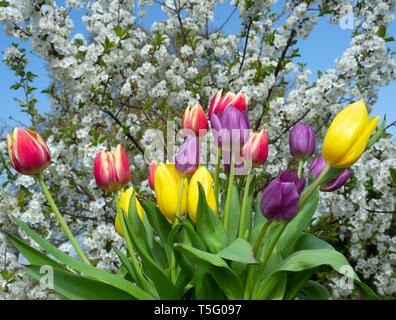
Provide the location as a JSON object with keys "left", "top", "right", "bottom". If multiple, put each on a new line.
{"left": 299, "top": 162, "right": 331, "bottom": 206}
{"left": 214, "top": 147, "right": 221, "bottom": 213}
{"left": 113, "top": 191, "right": 148, "bottom": 291}
{"left": 174, "top": 176, "right": 185, "bottom": 227}
{"left": 244, "top": 219, "right": 273, "bottom": 300}
{"left": 253, "top": 220, "right": 273, "bottom": 256}
{"left": 260, "top": 220, "right": 288, "bottom": 264}
{"left": 37, "top": 174, "right": 91, "bottom": 265}
{"left": 238, "top": 168, "right": 252, "bottom": 239}
{"left": 297, "top": 160, "right": 304, "bottom": 179}
{"left": 171, "top": 176, "right": 185, "bottom": 283}
{"left": 223, "top": 151, "right": 235, "bottom": 231}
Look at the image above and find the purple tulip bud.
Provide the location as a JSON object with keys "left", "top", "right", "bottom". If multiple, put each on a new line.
{"left": 211, "top": 105, "right": 250, "bottom": 152}
{"left": 309, "top": 155, "right": 350, "bottom": 192}
{"left": 289, "top": 122, "right": 315, "bottom": 159}
{"left": 260, "top": 169, "right": 306, "bottom": 221}
{"left": 175, "top": 134, "right": 199, "bottom": 176}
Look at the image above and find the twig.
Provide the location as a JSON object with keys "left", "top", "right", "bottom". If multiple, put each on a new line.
{"left": 239, "top": 17, "right": 253, "bottom": 73}
{"left": 215, "top": 7, "right": 238, "bottom": 33}
{"left": 254, "top": 29, "right": 297, "bottom": 130}
{"left": 269, "top": 108, "right": 310, "bottom": 144}
{"left": 101, "top": 108, "right": 144, "bottom": 154}
{"left": 385, "top": 120, "right": 396, "bottom": 131}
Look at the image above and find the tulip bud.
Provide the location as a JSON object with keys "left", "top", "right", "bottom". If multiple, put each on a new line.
{"left": 7, "top": 127, "right": 51, "bottom": 175}
{"left": 175, "top": 134, "right": 199, "bottom": 176}
{"left": 148, "top": 161, "right": 157, "bottom": 190}
{"left": 260, "top": 169, "right": 306, "bottom": 221}
{"left": 115, "top": 186, "right": 144, "bottom": 237}
{"left": 154, "top": 163, "right": 188, "bottom": 221}
{"left": 187, "top": 167, "right": 217, "bottom": 222}
{"left": 94, "top": 144, "right": 130, "bottom": 192}
{"left": 208, "top": 90, "right": 247, "bottom": 120}
{"left": 289, "top": 122, "right": 315, "bottom": 159}
{"left": 241, "top": 129, "right": 269, "bottom": 167}
{"left": 322, "top": 99, "right": 379, "bottom": 168}
{"left": 210, "top": 105, "right": 250, "bottom": 152}
{"left": 182, "top": 103, "right": 209, "bottom": 138}
{"left": 309, "top": 155, "right": 351, "bottom": 192}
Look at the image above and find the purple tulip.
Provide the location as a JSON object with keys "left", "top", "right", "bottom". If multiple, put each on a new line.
{"left": 309, "top": 155, "right": 351, "bottom": 192}
{"left": 211, "top": 105, "right": 250, "bottom": 152}
{"left": 260, "top": 169, "right": 306, "bottom": 221}
{"left": 175, "top": 134, "right": 199, "bottom": 176}
{"left": 289, "top": 122, "right": 315, "bottom": 159}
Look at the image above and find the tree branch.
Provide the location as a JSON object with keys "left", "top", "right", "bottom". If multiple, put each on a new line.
{"left": 254, "top": 29, "right": 297, "bottom": 130}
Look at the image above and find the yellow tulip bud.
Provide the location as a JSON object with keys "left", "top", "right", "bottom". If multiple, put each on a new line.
{"left": 154, "top": 163, "right": 188, "bottom": 221}
{"left": 322, "top": 99, "right": 379, "bottom": 168}
{"left": 187, "top": 166, "right": 217, "bottom": 222}
{"left": 115, "top": 186, "right": 143, "bottom": 237}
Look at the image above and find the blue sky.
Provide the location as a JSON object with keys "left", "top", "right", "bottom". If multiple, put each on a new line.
{"left": 1, "top": 1, "right": 395, "bottom": 136}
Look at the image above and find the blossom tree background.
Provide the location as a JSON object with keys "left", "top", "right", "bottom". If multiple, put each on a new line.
{"left": 0, "top": 0, "right": 395, "bottom": 299}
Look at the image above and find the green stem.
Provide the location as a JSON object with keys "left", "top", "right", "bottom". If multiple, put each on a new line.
{"left": 297, "top": 160, "right": 304, "bottom": 179}
{"left": 239, "top": 169, "right": 252, "bottom": 239}
{"left": 214, "top": 148, "right": 221, "bottom": 214}
{"left": 37, "top": 174, "right": 91, "bottom": 265}
{"left": 113, "top": 191, "right": 148, "bottom": 291}
{"left": 299, "top": 163, "right": 331, "bottom": 206}
{"left": 174, "top": 176, "right": 185, "bottom": 227}
{"left": 171, "top": 176, "right": 185, "bottom": 283}
{"left": 260, "top": 221, "right": 288, "bottom": 264}
{"left": 244, "top": 220, "right": 273, "bottom": 300}
{"left": 253, "top": 220, "right": 273, "bottom": 256}
{"left": 223, "top": 151, "right": 235, "bottom": 231}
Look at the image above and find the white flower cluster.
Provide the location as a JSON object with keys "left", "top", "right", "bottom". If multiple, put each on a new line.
{"left": 0, "top": 0, "right": 395, "bottom": 300}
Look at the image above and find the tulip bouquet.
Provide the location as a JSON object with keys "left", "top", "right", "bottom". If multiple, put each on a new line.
{"left": 4, "top": 94, "right": 386, "bottom": 300}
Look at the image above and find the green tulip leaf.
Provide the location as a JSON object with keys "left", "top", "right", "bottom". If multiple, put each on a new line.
{"left": 4, "top": 230, "right": 68, "bottom": 272}
{"left": 252, "top": 270, "right": 287, "bottom": 300}
{"left": 27, "top": 264, "right": 135, "bottom": 300}
{"left": 278, "top": 188, "right": 319, "bottom": 258}
{"left": 196, "top": 183, "right": 227, "bottom": 254}
{"left": 225, "top": 184, "right": 241, "bottom": 244}
{"left": 216, "top": 238, "right": 257, "bottom": 264}
{"left": 114, "top": 247, "right": 139, "bottom": 284}
{"left": 123, "top": 211, "right": 181, "bottom": 299}
{"left": 141, "top": 200, "right": 172, "bottom": 261}
{"left": 256, "top": 248, "right": 380, "bottom": 300}
{"left": 366, "top": 117, "right": 386, "bottom": 150}
{"left": 297, "top": 280, "right": 331, "bottom": 300}
{"left": 12, "top": 218, "right": 155, "bottom": 300}
{"left": 254, "top": 191, "right": 267, "bottom": 227}
{"left": 173, "top": 243, "right": 244, "bottom": 299}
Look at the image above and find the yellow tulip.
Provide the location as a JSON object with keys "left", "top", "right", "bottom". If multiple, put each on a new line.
{"left": 154, "top": 163, "right": 188, "bottom": 221}
{"left": 322, "top": 99, "right": 379, "bottom": 168}
{"left": 115, "top": 186, "right": 143, "bottom": 237}
{"left": 187, "top": 166, "right": 217, "bottom": 222}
